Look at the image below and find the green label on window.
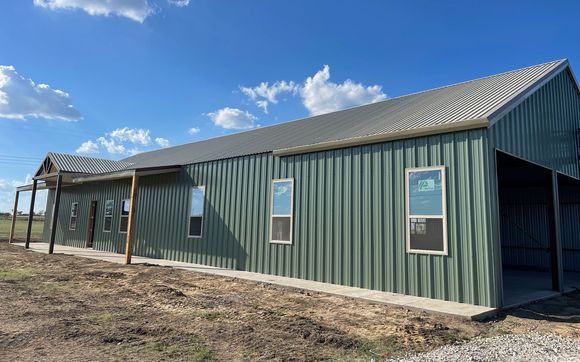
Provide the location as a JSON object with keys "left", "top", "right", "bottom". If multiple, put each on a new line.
{"left": 418, "top": 179, "right": 435, "bottom": 192}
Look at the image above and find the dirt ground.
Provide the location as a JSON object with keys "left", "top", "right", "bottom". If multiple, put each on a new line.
{"left": 0, "top": 241, "right": 579, "bottom": 361}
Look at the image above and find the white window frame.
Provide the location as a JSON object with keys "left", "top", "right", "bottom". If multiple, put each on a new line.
{"left": 103, "top": 199, "right": 114, "bottom": 233}
{"left": 269, "top": 178, "right": 294, "bottom": 245}
{"left": 69, "top": 202, "right": 78, "bottom": 231}
{"left": 188, "top": 186, "right": 205, "bottom": 238}
{"left": 119, "top": 199, "right": 130, "bottom": 234}
{"left": 405, "top": 166, "right": 448, "bottom": 255}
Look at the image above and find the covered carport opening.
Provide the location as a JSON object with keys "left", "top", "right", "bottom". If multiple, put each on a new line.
{"left": 496, "top": 150, "right": 563, "bottom": 307}
{"left": 558, "top": 172, "right": 580, "bottom": 290}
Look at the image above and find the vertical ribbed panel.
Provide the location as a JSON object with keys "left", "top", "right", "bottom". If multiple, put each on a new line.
{"left": 489, "top": 70, "right": 580, "bottom": 178}
{"left": 487, "top": 69, "right": 580, "bottom": 306}
{"left": 560, "top": 185, "right": 580, "bottom": 271}
{"left": 42, "top": 180, "right": 131, "bottom": 253}
{"left": 41, "top": 129, "right": 497, "bottom": 307}
{"left": 129, "top": 129, "right": 496, "bottom": 307}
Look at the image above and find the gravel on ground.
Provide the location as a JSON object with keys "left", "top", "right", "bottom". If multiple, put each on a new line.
{"left": 389, "top": 332, "right": 580, "bottom": 362}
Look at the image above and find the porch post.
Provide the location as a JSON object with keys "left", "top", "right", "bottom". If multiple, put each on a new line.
{"left": 48, "top": 174, "right": 63, "bottom": 255}
{"left": 549, "top": 170, "right": 564, "bottom": 292}
{"left": 25, "top": 179, "right": 38, "bottom": 249}
{"left": 125, "top": 174, "right": 139, "bottom": 265}
{"left": 8, "top": 191, "right": 19, "bottom": 243}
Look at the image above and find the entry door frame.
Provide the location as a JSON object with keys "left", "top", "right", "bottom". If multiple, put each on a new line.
{"left": 86, "top": 200, "right": 97, "bottom": 248}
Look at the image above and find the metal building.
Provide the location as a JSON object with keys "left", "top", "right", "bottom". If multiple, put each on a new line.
{"left": 11, "top": 59, "right": 580, "bottom": 308}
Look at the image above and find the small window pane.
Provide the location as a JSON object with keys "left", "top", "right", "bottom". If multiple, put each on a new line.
{"left": 103, "top": 216, "right": 112, "bottom": 232}
{"left": 271, "top": 216, "right": 291, "bottom": 242}
{"left": 409, "top": 218, "right": 444, "bottom": 252}
{"left": 70, "top": 216, "right": 77, "bottom": 230}
{"left": 409, "top": 169, "right": 443, "bottom": 216}
{"left": 119, "top": 216, "right": 129, "bottom": 233}
{"left": 273, "top": 181, "right": 293, "bottom": 215}
{"left": 121, "top": 199, "right": 130, "bottom": 216}
{"left": 189, "top": 216, "right": 202, "bottom": 237}
{"left": 105, "top": 200, "right": 114, "bottom": 216}
{"left": 191, "top": 187, "right": 205, "bottom": 216}
{"left": 71, "top": 203, "right": 78, "bottom": 217}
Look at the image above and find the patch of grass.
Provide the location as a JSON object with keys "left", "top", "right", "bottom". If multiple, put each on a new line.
{"left": 193, "top": 311, "right": 223, "bottom": 321}
{"left": 0, "top": 267, "right": 35, "bottom": 280}
{"left": 0, "top": 217, "right": 44, "bottom": 240}
{"left": 128, "top": 336, "right": 212, "bottom": 361}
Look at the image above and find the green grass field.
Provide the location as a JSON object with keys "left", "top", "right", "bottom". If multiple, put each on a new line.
{"left": 0, "top": 216, "right": 44, "bottom": 241}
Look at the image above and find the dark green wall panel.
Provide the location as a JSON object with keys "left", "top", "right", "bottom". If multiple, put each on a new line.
{"left": 42, "top": 129, "right": 498, "bottom": 307}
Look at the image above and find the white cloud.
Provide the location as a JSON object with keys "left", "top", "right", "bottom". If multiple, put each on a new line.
{"left": 110, "top": 127, "right": 151, "bottom": 145}
{"left": 0, "top": 175, "right": 48, "bottom": 214}
{"left": 76, "top": 140, "right": 99, "bottom": 154}
{"left": 155, "top": 137, "right": 170, "bottom": 148}
{"left": 240, "top": 81, "right": 298, "bottom": 114}
{"left": 168, "top": 0, "right": 189, "bottom": 6}
{"left": 33, "top": 0, "right": 154, "bottom": 23}
{"left": 75, "top": 128, "right": 171, "bottom": 156}
{"left": 188, "top": 127, "right": 200, "bottom": 135}
{"left": 97, "top": 136, "right": 126, "bottom": 154}
{"left": 301, "top": 65, "right": 387, "bottom": 116}
{"left": 208, "top": 107, "right": 257, "bottom": 129}
{"left": 0, "top": 65, "right": 81, "bottom": 121}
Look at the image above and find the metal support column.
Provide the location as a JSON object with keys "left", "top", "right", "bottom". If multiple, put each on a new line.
{"left": 125, "top": 174, "right": 139, "bottom": 264}
{"left": 25, "top": 179, "right": 38, "bottom": 249}
{"left": 8, "top": 191, "right": 19, "bottom": 243}
{"left": 48, "top": 174, "right": 63, "bottom": 255}
{"left": 549, "top": 170, "right": 564, "bottom": 292}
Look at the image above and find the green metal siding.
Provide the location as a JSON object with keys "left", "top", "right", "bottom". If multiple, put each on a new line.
{"left": 42, "top": 180, "right": 131, "bottom": 253}
{"left": 487, "top": 69, "right": 580, "bottom": 306}
{"left": 128, "top": 129, "right": 497, "bottom": 307}
{"left": 489, "top": 70, "right": 580, "bottom": 178}
{"left": 42, "top": 129, "right": 498, "bottom": 307}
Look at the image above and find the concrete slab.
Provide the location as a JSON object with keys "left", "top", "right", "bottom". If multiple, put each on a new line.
{"left": 12, "top": 242, "right": 496, "bottom": 320}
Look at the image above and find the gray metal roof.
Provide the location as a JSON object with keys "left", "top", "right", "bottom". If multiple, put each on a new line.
{"left": 48, "top": 152, "right": 133, "bottom": 174}
{"left": 121, "top": 59, "right": 573, "bottom": 168}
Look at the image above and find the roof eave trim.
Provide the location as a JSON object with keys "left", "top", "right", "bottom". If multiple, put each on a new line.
{"left": 486, "top": 60, "right": 571, "bottom": 126}
{"left": 273, "top": 118, "right": 490, "bottom": 157}
{"left": 72, "top": 165, "right": 181, "bottom": 184}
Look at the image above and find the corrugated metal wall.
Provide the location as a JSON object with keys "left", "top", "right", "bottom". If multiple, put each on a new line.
{"left": 560, "top": 184, "right": 580, "bottom": 272}
{"left": 489, "top": 70, "right": 580, "bottom": 178}
{"left": 499, "top": 187, "right": 551, "bottom": 270}
{"left": 488, "top": 69, "right": 580, "bottom": 303}
{"left": 43, "top": 180, "right": 131, "bottom": 253}
{"left": 42, "top": 128, "right": 499, "bottom": 307}
{"left": 129, "top": 129, "right": 498, "bottom": 307}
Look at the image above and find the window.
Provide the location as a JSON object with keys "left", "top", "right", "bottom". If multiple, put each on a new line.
{"left": 188, "top": 186, "right": 205, "bottom": 238}
{"left": 406, "top": 166, "right": 448, "bottom": 255}
{"left": 270, "top": 179, "right": 294, "bottom": 244}
{"left": 69, "top": 202, "right": 78, "bottom": 231}
{"left": 103, "top": 200, "right": 114, "bottom": 232}
{"left": 119, "top": 199, "right": 130, "bottom": 233}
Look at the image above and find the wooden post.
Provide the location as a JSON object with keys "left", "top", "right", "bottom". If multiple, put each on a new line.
{"left": 125, "top": 174, "right": 139, "bottom": 265}
{"left": 549, "top": 170, "right": 564, "bottom": 292}
{"left": 25, "top": 179, "right": 38, "bottom": 249}
{"left": 48, "top": 174, "right": 63, "bottom": 255}
{"left": 8, "top": 191, "right": 19, "bottom": 243}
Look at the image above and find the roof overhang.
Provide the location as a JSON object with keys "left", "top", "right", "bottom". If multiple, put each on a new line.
{"left": 72, "top": 165, "right": 181, "bottom": 184}
{"left": 273, "top": 118, "right": 490, "bottom": 157}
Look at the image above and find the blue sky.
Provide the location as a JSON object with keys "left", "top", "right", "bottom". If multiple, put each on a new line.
{"left": 1, "top": 0, "right": 580, "bottom": 212}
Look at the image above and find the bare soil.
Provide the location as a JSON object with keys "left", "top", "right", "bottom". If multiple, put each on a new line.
{"left": 0, "top": 241, "right": 579, "bottom": 361}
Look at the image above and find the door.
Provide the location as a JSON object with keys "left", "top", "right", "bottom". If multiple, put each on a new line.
{"left": 86, "top": 201, "right": 97, "bottom": 248}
